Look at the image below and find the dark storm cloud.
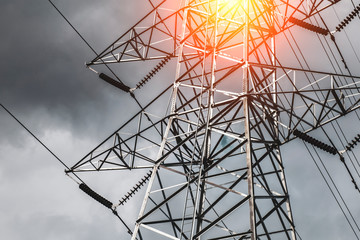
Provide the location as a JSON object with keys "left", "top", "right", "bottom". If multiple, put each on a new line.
{"left": 1, "top": 0, "right": 360, "bottom": 239}
{"left": 0, "top": 1, "right": 157, "bottom": 237}
{"left": 0, "top": 0, "right": 141, "bottom": 146}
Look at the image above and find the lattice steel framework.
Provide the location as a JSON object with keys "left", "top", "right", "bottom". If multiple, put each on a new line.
{"left": 67, "top": 0, "right": 360, "bottom": 239}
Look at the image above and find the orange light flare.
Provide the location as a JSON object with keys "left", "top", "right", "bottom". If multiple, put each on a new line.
{"left": 185, "top": 0, "right": 275, "bottom": 64}
{"left": 209, "top": 0, "right": 276, "bottom": 64}
{"left": 216, "top": 0, "right": 274, "bottom": 23}
{"left": 217, "top": 0, "right": 246, "bottom": 21}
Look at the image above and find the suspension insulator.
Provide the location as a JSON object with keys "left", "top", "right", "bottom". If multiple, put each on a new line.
{"left": 335, "top": 4, "right": 360, "bottom": 32}
{"left": 135, "top": 55, "right": 171, "bottom": 90}
{"left": 288, "top": 17, "right": 329, "bottom": 35}
{"left": 99, "top": 73, "right": 131, "bottom": 93}
{"left": 293, "top": 129, "right": 337, "bottom": 155}
{"left": 320, "top": 143, "right": 327, "bottom": 149}
{"left": 118, "top": 170, "right": 153, "bottom": 206}
{"left": 79, "top": 183, "right": 113, "bottom": 209}
{"left": 344, "top": 133, "right": 360, "bottom": 151}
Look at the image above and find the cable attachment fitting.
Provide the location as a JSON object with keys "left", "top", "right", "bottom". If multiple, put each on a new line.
{"left": 335, "top": 4, "right": 360, "bottom": 32}
{"left": 79, "top": 183, "right": 113, "bottom": 209}
{"left": 135, "top": 55, "right": 172, "bottom": 90}
{"left": 117, "top": 170, "right": 153, "bottom": 206}
{"left": 288, "top": 17, "right": 329, "bottom": 35}
{"left": 344, "top": 134, "right": 360, "bottom": 152}
{"left": 339, "top": 156, "right": 360, "bottom": 193}
{"left": 293, "top": 129, "right": 337, "bottom": 155}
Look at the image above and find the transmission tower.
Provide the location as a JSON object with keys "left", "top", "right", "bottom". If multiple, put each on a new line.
{"left": 66, "top": 0, "right": 360, "bottom": 239}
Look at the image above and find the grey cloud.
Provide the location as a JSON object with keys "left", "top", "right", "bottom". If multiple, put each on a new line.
{"left": 2, "top": 213, "right": 120, "bottom": 240}
{"left": 0, "top": 0, "right": 142, "bottom": 146}
{"left": 1, "top": 0, "right": 360, "bottom": 239}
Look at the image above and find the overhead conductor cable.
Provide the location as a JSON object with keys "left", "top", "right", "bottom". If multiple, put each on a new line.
{"left": 1, "top": 103, "right": 135, "bottom": 235}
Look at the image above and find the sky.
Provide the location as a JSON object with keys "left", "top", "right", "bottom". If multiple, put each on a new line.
{"left": 1, "top": 0, "right": 360, "bottom": 239}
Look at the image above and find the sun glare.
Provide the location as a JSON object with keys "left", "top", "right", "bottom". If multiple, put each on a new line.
{"left": 218, "top": 0, "right": 246, "bottom": 14}
{"left": 219, "top": 0, "right": 243, "bottom": 5}
{"left": 219, "top": 0, "right": 245, "bottom": 5}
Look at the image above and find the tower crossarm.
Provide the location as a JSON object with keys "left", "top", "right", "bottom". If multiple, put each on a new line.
{"left": 87, "top": 0, "right": 340, "bottom": 67}
{"left": 87, "top": 0, "right": 184, "bottom": 65}
{"left": 245, "top": 62, "right": 360, "bottom": 144}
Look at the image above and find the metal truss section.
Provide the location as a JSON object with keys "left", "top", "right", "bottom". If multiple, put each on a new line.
{"left": 69, "top": 65, "right": 360, "bottom": 173}
{"left": 69, "top": 0, "right": 360, "bottom": 239}
{"left": 87, "top": 0, "right": 339, "bottom": 66}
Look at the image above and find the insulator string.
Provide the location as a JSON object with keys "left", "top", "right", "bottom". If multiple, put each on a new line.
{"left": 288, "top": 17, "right": 329, "bottom": 35}
{"left": 293, "top": 129, "right": 337, "bottom": 154}
{"left": 135, "top": 55, "right": 172, "bottom": 90}
{"left": 79, "top": 183, "right": 113, "bottom": 209}
{"left": 345, "top": 134, "right": 360, "bottom": 152}
{"left": 116, "top": 170, "right": 153, "bottom": 207}
{"left": 335, "top": 4, "right": 360, "bottom": 32}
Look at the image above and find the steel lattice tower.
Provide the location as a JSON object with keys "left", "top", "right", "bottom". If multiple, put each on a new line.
{"left": 67, "top": 0, "right": 360, "bottom": 239}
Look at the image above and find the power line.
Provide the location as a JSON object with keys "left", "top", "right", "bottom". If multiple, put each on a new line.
{"left": 48, "top": 0, "right": 127, "bottom": 86}
{"left": 46, "top": 0, "right": 360, "bottom": 238}
{"left": 46, "top": 2, "right": 172, "bottom": 236}
{"left": 280, "top": 19, "right": 360, "bottom": 237}
{"left": 302, "top": 141, "right": 360, "bottom": 239}
{"left": 0, "top": 102, "right": 137, "bottom": 235}
{"left": 0, "top": 102, "right": 83, "bottom": 183}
